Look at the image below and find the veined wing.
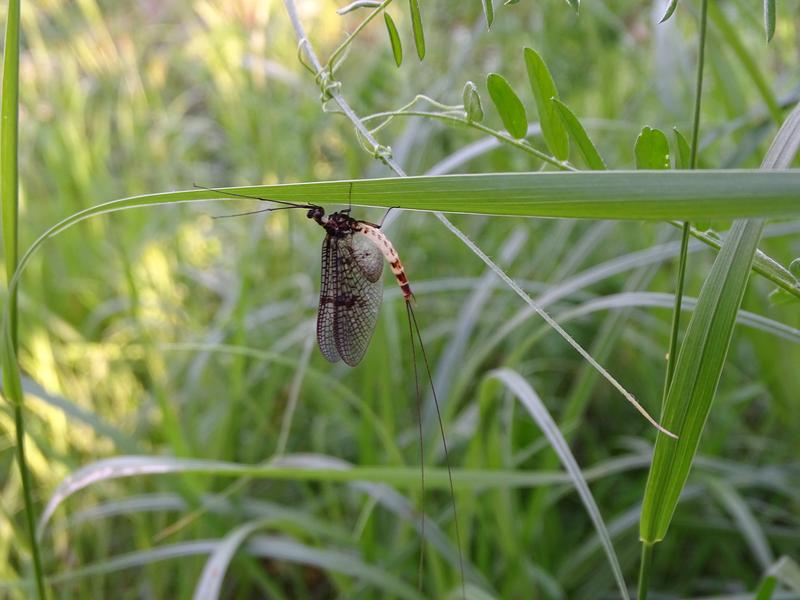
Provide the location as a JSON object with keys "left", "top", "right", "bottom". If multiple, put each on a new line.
{"left": 333, "top": 233, "right": 384, "bottom": 366}
{"left": 316, "top": 234, "right": 341, "bottom": 363}
{"left": 317, "top": 232, "right": 384, "bottom": 366}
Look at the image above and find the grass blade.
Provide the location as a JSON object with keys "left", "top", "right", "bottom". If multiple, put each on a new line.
{"left": 640, "top": 100, "right": 800, "bottom": 544}
{"left": 1, "top": 0, "right": 48, "bottom": 596}
{"left": 640, "top": 218, "right": 764, "bottom": 543}
{"left": 489, "top": 368, "right": 629, "bottom": 600}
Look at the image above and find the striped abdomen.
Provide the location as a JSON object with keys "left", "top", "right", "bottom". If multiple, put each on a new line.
{"left": 356, "top": 223, "right": 414, "bottom": 302}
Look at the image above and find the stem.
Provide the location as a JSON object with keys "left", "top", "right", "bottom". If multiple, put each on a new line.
{"left": 2, "top": 0, "right": 48, "bottom": 596}
{"left": 644, "top": 0, "right": 709, "bottom": 596}
{"left": 637, "top": 542, "right": 654, "bottom": 600}
{"left": 326, "top": 0, "right": 393, "bottom": 72}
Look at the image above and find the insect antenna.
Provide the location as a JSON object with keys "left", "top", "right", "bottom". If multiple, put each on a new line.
{"left": 212, "top": 206, "right": 302, "bottom": 220}
{"left": 193, "top": 183, "right": 316, "bottom": 210}
{"left": 406, "top": 300, "right": 466, "bottom": 598}
{"left": 405, "top": 300, "right": 426, "bottom": 591}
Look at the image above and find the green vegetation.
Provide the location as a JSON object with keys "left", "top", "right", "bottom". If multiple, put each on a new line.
{"left": 1, "top": 1, "right": 799, "bottom": 598}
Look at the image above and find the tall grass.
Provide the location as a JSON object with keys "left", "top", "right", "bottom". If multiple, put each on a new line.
{"left": 1, "top": 1, "right": 799, "bottom": 598}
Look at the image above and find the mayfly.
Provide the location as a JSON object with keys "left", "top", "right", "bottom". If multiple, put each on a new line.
{"left": 198, "top": 184, "right": 466, "bottom": 595}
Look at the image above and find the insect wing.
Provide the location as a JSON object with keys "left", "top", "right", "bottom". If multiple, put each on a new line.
{"left": 350, "top": 231, "right": 384, "bottom": 282}
{"left": 317, "top": 234, "right": 342, "bottom": 363}
{"left": 334, "top": 235, "right": 384, "bottom": 366}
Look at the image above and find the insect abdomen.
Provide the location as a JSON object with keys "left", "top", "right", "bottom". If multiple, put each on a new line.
{"left": 357, "top": 224, "right": 414, "bottom": 301}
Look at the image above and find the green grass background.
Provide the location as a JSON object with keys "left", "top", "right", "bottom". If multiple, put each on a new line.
{"left": 1, "top": 0, "right": 799, "bottom": 598}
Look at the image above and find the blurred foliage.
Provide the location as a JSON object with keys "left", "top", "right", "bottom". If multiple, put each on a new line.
{"left": 1, "top": 0, "right": 799, "bottom": 598}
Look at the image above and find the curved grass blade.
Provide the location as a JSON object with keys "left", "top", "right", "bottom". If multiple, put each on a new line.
{"left": 486, "top": 73, "right": 528, "bottom": 139}
{"left": 524, "top": 47, "right": 569, "bottom": 161}
{"left": 552, "top": 98, "right": 607, "bottom": 169}
{"left": 384, "top": 13, "right": 403, "bottom": 67}
{"left": 408, "top": 0, "right": 425, "bottom": 60}
{"left": 488, "top": 368, "right": 629, "bottom": 600}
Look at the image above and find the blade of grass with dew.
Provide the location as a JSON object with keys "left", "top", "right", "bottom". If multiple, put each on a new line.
{"left": 640, "top": 101, "right": 800, "bottom": 544}
{"left": 1, "top": 0, "right": 47, "bottom": 596}
{"left": 488, "top": 368, "right": 630, "bottom": 600}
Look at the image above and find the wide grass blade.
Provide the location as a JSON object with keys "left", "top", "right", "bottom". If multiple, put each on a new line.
{"left": 640, "top": 102, "right": 800, "bottom": 544}
{"left": 640, "top": 218, "right": 764, "bottom": 543}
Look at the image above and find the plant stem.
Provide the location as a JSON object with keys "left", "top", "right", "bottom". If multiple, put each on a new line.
{"left": 643, "top": 0, "right": 709, "bottom": 596}
{"left": 637, "top": 542, "right": 654, "bottom": 600}
{"left": 2, "top": 0, "right": 48, "bottom": 597}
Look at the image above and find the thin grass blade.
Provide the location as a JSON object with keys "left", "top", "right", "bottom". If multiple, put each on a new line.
{"left": 489, "top": 368, "right": 629, "bottom": 600}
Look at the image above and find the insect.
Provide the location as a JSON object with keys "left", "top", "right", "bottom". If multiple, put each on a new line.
{"left": 199, "top": 184, "right": 466, "bottom": 594}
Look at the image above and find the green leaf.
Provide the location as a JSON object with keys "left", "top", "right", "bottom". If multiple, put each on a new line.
{"left": 660, "top": 0, "right": 679, "bottom": 23}
{"left": 764, "top": 0, "right": 776, "bottom": 42}
{"left": 462, "top": 80, "right": 484, "bottom": 123}
{"left": 634, "top": 127, "right": 670, "bottom": 169}
{"left": 552, "top": 98, "right": 606, "bottom": 169}
{"left": 523, "top": 47, "right": 569, "bottom": 161}
{"left": 640, "top": 100, "right": 800, "bottom": 545}
{"left": 486, "top": 73, "right": 528, "bottom": 139}
{"left": 383, "top": 13, "right": 403, "bottom": 67}
{"left": 640, "top": 218, "right": 765, "bottom": 543}
{"left": 672, "top": 128, "right": 691, "bottom": 170}
{"left": 408, "top": 0, "right": 425, "bottom": 60}
{"left": 481, "top": 0, "right": 494, "bottom": 28}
